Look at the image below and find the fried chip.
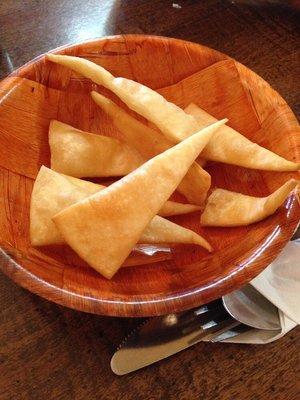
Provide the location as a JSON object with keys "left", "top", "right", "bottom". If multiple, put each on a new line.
{"left": 92, "top": 92, "right": 211, "bottom": 205}
{"left": 46, "top": 54, "right": 199, "bottom": 142}
{"left": 30, "top": 167, "right": 204, "bottom": 246}
{"left": 49, "top": 120, "right": 144, "bottom": 177}
{"left": 200, "top": 179, "right": 299, "bottom": 227}
{"left": 53, "top": 121, "right": 224, "bottom": 278}
{"left": 30, "top": 166, "right": 101, "bottom": 245}
{"left": 185, "top": 103, "right": 300, "bottom": 171}
{"left": 141, "top": 217, "right": 212, "bottom": 251}
{"left": 158, "top": 201, "right": 201, "bottom": 217}
{"left": 47, "top": 55, "right": 299, "bottom": 173}
{"left": 47, "top": 55, "right": 215, "bottom": 204}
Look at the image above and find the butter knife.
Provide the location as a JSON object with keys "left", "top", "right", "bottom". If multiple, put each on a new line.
{"left": 111, "top": 301, "right": 239, "bottom": 375}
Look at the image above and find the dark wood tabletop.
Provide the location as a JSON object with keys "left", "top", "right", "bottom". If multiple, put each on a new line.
{"left": 0, "top": 1, "right": 299, "bottom": 399}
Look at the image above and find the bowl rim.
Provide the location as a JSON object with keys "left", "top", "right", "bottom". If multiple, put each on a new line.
{"left": 0, "top": 34, "right": 299, "bottom": 317}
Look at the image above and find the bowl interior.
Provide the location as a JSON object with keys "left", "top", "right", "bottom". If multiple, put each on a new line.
{"left": 0, "top": 35, "right": 299, "bottom": 316}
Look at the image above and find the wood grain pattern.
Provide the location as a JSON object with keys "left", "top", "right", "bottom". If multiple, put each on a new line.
{"left": 0, "top": 35, "right": 299, "bottom": 317}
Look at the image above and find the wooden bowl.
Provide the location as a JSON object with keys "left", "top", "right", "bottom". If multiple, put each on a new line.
{"left": 0, "top": 35, "right": 299, "bottom": 317}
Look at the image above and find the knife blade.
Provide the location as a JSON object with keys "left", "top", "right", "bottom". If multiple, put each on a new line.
{"left": 111, "top": 301, "right": 237, "bottom": 375}
{"left": 204, "top": 323, "right": 251, "bottom": 342}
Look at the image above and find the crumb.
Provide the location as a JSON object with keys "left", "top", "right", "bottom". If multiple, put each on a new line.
{"left": 172, "top": 3, "right": 182, "bottom": 9}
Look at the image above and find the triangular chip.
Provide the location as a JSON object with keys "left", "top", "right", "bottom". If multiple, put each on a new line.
{"left": 200, "top": 179, "right": 299, "bottom": 227}
{"left": 91, "top": 92, "right": 172, "bottom": 156}
{"left": 53, "top": 121, "right": 225, "bottom": 278}
{"left": 158, "top": 201, "right": 201, "bottom": 217}
{"left": 92, "top": 92, "right": 211, "bottom": 205}
{"left": 30, "top": 166, "right": 203, "bottom": 246}
{"left": 47, "top": 55, "right": 300, "bottom": 172}
{"left": 46, "top": 54, "right": 199, "bottom": 142}
{"left": 30, "top": 166, "right": 101, "bottom": 245}
{"left": 49, "top": 120, "right": 144, "bottom": 177}
{"left": 141, "top": 217, "right": 212, "bottom": 251}
{"left": 47, "top": 55, "right": 211, "bottom": 204}
{"left": 185, "top": 103, "right": 300, "bottom": 171}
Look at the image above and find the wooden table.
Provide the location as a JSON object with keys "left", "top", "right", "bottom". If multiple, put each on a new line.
{"left": 0, "top": 1, "right": 299, "bottom": 399}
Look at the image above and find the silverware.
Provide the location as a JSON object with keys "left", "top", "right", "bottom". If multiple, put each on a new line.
{"left": 111, "top": 300, "right": 240, "bottom": 375}
{"left": 222, "top": 284, "right": 281, "bottom": 330}
{"left": 111, "top": 284, "right": 281, "bottom": 374}
{"left": 208, "top": 324, "right": 252, "bottom": 342}
{"left": 112, "top": 239, "right": 297, "bottom": 374}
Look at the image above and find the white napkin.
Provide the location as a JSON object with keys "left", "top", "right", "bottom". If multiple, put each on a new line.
{"left": 222, "top": 239, "right": 300, "bottom": 344}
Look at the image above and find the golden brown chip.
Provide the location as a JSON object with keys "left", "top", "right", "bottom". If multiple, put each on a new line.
{"left": 30, "top": 166, "right": 101, "bottom": 246}
{"left": 185, "top": 103, "right": 300, "bottom": 171}
{"left": 46, "top": 54, "right": 199, "bottom": 142}
{"left": 53, "top": 121, "right": 224, "bottom": 278}
{"left": 49, "top": 120, "right": 144, "bottom": 177}
{"left": 141, "top": 217, "right": 212, "bottom": 251}
{"left": 30, "top": 166, "right": 203, "bottom": 246}
{"left": 92, "top": 93, "right": 211, "bottom": 205}
{"left": 200, "top": 179, "right": 299, "bottom": 227}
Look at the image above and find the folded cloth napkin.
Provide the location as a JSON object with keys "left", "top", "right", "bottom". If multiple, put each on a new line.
{"left": 222, "top": 239, "right": 300, "bottom": 344}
